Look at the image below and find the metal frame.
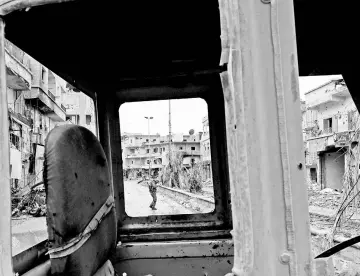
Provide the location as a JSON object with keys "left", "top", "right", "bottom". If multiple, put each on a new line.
{"left": 0, "top": 0, "right": 317, "bottom": 275}
{"left": 105, "top": 76, "right": 233, "bottom": 240}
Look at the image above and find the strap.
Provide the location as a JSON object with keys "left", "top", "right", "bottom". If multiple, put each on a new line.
{"left": 47, "top": 195, "right": 115, "bottom": 259}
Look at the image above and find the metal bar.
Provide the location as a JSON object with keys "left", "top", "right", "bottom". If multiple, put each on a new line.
{"left": 0, "top": 17, "right": 14, "bottom": 275}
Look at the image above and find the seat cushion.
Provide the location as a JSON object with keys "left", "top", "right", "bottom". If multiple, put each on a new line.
{"left": 43, "top": 125, "right": 117, "bottom": 276}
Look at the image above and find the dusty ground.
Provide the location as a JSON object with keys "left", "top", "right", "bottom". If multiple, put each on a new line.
{"left": 124, "top": 180, "right": 194, "bottom": 216}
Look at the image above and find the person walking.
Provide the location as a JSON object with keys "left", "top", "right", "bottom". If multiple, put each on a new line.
{"left": 148, "top": 175, "right": 159, "bottom": 210}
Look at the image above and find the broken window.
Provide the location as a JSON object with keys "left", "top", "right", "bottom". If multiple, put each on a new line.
{"left": 86, "top": 115, "right": 91, "bottom": 125}
{"left": 119, "top": 98, "right": 215, "bottom": 217}
{"left": 41, "top": 67, "right": 46, "bottom": 82}
{"left": 323, "top": 118, "right": 332, "bottom": 134}
{"left": 10, "top": 133, "right": 20, "bottom": 150}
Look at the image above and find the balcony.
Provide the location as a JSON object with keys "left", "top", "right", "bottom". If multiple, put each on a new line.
{"left": 181, "top": 150, "right": 201, "bottom": 156}
{"left": 308, "top": 95, "right": 346, "bottom": 109}
{"left": 5, "top": 44, "right": 32, "bottom": 90}
{"left": 23, "top": 88, "right": 66, "bottom": 122}
{"left": 125, "top": 152, "right": 162, "bottom": 159}
{"left": 48, "top": 90, "right": 56, "bottom": 101}
{"left": 328, "top": 84, "right": 349, "bottom": 98}
{"left": 124, "top": 164, "right": 163, "bottom": 170}
{"left": 7, "top": 103, "right": 33, "bottom": 127}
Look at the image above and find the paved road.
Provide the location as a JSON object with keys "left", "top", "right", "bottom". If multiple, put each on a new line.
{"left": 11, "top": 216, "right": 47, "bottom": 256}
{"left": 124, "top": 180, "right": 193, "bottom": 217}
{"left": 11, "top": 180, "right": 194, "bottom": 255}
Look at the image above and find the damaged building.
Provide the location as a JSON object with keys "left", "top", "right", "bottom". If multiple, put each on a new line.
{"left": 6, "top": 40, "right": 68, "bottom": 190}
{"left": 121, "top": 132, "right": 202, "bottom": 179}
{"left": 302, "top": 78, "right": 359, "bottom": 190}
{"left": 6, "top": 40, "right": 96, "bottom": 192}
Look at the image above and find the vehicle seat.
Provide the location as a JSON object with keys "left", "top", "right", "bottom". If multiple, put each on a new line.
{"left": 43, "top": 125, "right": 117, "bottom": 275}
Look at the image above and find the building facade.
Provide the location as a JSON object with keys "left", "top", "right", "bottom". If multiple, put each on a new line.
{"left": 63, "top": 90, "right": 96, "bottom": 135}
{"left": 6, "top": 39, "right": 95, "bottom": 192}
{"left": 6, "top": 40, "right": 70, "bottom": 190}
{"left": 122, "top": 132, "right": 202, "bottom": 179}
{"left": 302, "top": 78, "right": 358, "bottom": 190}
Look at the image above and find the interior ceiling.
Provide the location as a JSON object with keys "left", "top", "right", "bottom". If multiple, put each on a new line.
{"left": 2, "top": 0, "right": 359, "bottom": 110}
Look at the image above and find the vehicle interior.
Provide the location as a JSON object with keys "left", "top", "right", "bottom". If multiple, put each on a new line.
{"left": 0, "top": 0, "right": 359, "bottom": 275}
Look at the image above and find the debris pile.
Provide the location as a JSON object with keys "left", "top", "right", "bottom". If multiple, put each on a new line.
{"left": 11, "top": 185, "right": 46, "bottom": 218}
{"left": 308, "top": 181, "right": 343, "bottom": 210}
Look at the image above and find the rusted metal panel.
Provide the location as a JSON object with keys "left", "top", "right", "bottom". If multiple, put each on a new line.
{"left": 114, "top": 239, "right": 233, "bottom": 276}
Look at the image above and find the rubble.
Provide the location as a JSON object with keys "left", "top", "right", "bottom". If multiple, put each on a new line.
{"left": 11, "top": 184, "right": 46, "bottom": 218}
{"left": 315, "top": 257, "right": 335, "bottom": 276}
{"left": 308, "top": 181, "right": 344, "bottom": 210}
{"left": 308, "top": 180, "right": 360, "bottom": 276}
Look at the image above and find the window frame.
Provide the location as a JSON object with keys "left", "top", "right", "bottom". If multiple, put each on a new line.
{"left": 116, "top": 79, "right": 232, "bottom": 241}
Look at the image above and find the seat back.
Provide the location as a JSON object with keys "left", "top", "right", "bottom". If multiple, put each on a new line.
{"left": 44, "top": 125, "right": 117, "bottom": 275}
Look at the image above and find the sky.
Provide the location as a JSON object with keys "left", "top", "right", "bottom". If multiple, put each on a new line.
{"left": 119, "top": 75, "right": 343, "bottom": 135}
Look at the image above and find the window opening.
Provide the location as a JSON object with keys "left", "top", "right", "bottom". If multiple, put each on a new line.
{"left": 323, "top": 118, "right": 333, "bottom": 134}
{"left": 119, "top": 98, "right": 215, "bottom": 217}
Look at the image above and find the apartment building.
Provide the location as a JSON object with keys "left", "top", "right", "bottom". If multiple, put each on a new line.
{"left": 302, "top": 78, "right": 358, "bottom": 190}
{"left": 122, "top": 132, "right": 202, "bottom": 179}
{"left": 6, "top": 40, "right": 70, "bottom": 190}
{"left": 6, "top": 39, "right": 95, "bottom": 192}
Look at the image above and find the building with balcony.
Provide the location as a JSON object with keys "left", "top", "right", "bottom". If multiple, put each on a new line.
{"left": 302, "top": 78, "right": 359, "bottom": 190}
{"left": 121, "top": 132, "right": 202, "bottom": 179}
{"left": 5, "top": 40, "right": 79, "bottom": 191}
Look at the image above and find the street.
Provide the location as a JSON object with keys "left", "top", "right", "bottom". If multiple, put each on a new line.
{"left": 124, "top": 180, "right": 193, "bottom": 217}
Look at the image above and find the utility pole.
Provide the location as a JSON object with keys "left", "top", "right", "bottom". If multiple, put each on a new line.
{"left": 168, "top": 100, "right": 172, "bottom": 165}
{"left": 168, "top": 100, "right": 172, "bottom": 187}
{"left": 145, "top": 116, "right": 153, "bottom": 178}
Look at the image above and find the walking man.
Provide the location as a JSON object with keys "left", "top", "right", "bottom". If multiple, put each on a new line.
{"left": 148, "top": 175, "right": 159, "bottom": 210}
